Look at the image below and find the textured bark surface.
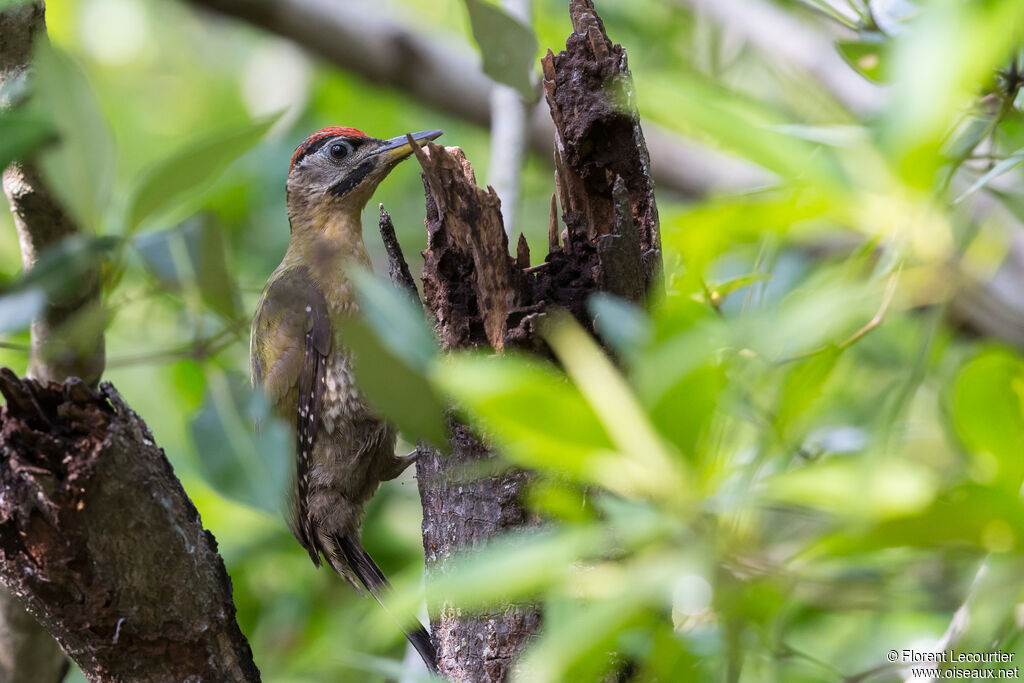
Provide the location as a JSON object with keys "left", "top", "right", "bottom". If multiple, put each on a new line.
{"left": 0, "top": 370, "right": 260, "bottom": 682}
{"left": 541, "top": 0, "right": 662, "bottom": 305}
{"left": 404, "top": 2, "right": 662, "bottom": 680}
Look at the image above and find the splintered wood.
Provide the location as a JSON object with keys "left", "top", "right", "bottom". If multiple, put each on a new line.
{"left": 542, "top": 0, "right": 662, "bottom": 298}
{"left": 411, "top": 138, "right": 517, "bottom": 352}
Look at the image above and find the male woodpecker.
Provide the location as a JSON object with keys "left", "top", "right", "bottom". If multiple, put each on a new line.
{"left": 250, "top": 126, "right": 442, "bottom": 671}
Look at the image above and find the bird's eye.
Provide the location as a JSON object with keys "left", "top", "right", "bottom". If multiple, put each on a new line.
{"left": 329, "top": 143, "right": 349, "bottom": 160}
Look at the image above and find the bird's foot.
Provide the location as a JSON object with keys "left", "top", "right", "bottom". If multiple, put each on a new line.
{"left": 385, "top": 448, "right": 424, "bottom": 480}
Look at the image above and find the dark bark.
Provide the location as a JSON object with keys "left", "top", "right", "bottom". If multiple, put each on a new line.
{"left": 392, "top": 3, "right": 663, "bottom": 680}
{"left": 0, "top": 370, "right": 260, "bottom": 682}
{"left": 378, "top": 204, "right": 421, "bottom": 305}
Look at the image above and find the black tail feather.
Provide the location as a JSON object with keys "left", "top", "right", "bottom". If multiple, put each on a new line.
{"left": 336, "top": 535, "right": 438, "bottom": 674}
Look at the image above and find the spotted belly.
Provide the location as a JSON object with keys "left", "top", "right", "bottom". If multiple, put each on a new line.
{"left": 302, "top": 351, "right": 396, "bottom": 539}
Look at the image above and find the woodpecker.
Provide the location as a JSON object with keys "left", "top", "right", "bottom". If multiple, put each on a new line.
{"left": 250, "top": 126, "right": 442, "bottom": 672}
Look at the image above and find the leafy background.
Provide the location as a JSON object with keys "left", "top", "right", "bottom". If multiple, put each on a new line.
{"left": 4, "top": 0, "right": 1024, "bottom": 681}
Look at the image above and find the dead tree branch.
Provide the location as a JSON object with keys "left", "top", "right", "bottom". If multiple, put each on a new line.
{"left": 397, "top": 2, "right": 662, "bottom": 679}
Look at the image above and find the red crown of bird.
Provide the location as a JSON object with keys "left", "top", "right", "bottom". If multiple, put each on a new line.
{"left": 290, "top": 127, "right": 369, "bottom": 172}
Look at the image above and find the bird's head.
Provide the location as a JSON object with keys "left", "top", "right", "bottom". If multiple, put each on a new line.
{"left": 285, "top": 126, "right": 443, "bottom": 228}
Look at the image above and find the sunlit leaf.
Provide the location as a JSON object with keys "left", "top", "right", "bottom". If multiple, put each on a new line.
{"left": 816, "top": 484, "right": 1024, "bottom": 554}
{"left": 642, "top": 73, "right": 848, "bottom": 189}
{"left": 433, "top": 352, "right": 615, "bottom": 481}
{"left": 837, "top": 38, "right": 886, "bottom": 83}
{"left": 661, "top": 191, "right": 832, "bottom": 273}
{"left": 881, "top": 0, "right": 1024, "bottom": 186}
{"left": 125, "top": 113, "right": 280, "bottom": 232}
{"left": 951, "top": 348, "right": 1024, "bottom": 491}
{"left": 545, "top": 316, "right": 691, "bottom": 502}
{"left": 464, "top": 0, "right": 539, "bottom": 102}
{"left": 766, "top": 458, "right": 938, "bottom": 521}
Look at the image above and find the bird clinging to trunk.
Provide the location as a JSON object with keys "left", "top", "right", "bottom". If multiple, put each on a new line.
{"left": 250, "top": 126, "right": 442, "bottom": 672}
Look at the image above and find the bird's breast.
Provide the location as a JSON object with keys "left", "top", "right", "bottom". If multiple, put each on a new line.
{"left": 319, "top": 351, "right": 363, "bottom": 438}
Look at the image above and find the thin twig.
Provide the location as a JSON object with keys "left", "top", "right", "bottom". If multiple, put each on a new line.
{"left": 106, "top": 327, "right": 241, "bottom": 368}
{"left": 779, "top": 264, "right": 901, "bottom": 365}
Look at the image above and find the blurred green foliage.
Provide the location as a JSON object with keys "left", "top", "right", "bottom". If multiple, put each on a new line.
{"left": 4, "top": 0, "right": 1024, "bottom": 681}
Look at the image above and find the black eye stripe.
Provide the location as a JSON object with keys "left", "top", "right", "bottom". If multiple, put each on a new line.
{"left": 328, "top": 159, "right": 375, "bottom": 197}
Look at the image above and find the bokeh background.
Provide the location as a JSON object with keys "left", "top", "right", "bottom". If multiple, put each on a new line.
{"left": 4, "top": 0, "right": 1024, "bottom": 680}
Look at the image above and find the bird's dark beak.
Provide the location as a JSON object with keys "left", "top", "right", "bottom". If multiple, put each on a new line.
{"left": 376, "top": 129, "right": 443, "bottom": 161}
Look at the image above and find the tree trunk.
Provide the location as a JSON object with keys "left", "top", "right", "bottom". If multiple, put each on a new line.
{"left": 0, "top": 371, "right": 261, "bottom": 682}
{"left": 401, "top": 2, "right": 662, "bottom": 679}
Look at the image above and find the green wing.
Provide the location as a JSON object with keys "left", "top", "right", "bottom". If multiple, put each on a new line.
{"left": 250, "top": 265, "right": 331, "bottom": 562}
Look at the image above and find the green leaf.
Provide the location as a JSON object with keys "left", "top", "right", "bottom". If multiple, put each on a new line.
{"left": 337, "top": 315, "right": 448, "bottom": 448}
{"left": 989, "top": 186, "right": 1024, "bottom": 224}
{"left": 189, "top": 370, "right": 292, "bottom": 514}
{"left": 881, "top": 0, "right": 1024, "bottom": 186}
{"left": 464, "top": 0, "right": 539, "bottom": 101}
{"left": 642, "top": 72, "right": 848, "bottom": 189}
{"left": 434, "top": 353, "right": 616, "bottom": 483}
{"left": 766, "top": 458, "right": 938, "bottom": 521}
{"left": 954, "top": 151, "right": 1024, "bottom": 204}
{"left": 350, "top": 270, "right": 436, "bottom": 371}
{"left": 647, "top": 363, "right": 725, "bottom": 465}
{"left": 775, "top": 346, "right": 841, "bottom": 442}
{"left": 134, "top": 219, "right": 239, "bottom": 318}
{"left": 0, "top": 111, "right": 54, "bottom": 169}
{"left": 952, "top": 348, "right": 1024, "bottom": 491}
{"left": 125, "top": 114, "right": 280, "bottom": 232}
{"left": 814, "top": 484, "right": 1024, "bottom": 555}
{"left": 31, "top": 43, "right": 115, "bottom": 230}
{"left": 836, "top": 38, "right": 885, "bottom": 83}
